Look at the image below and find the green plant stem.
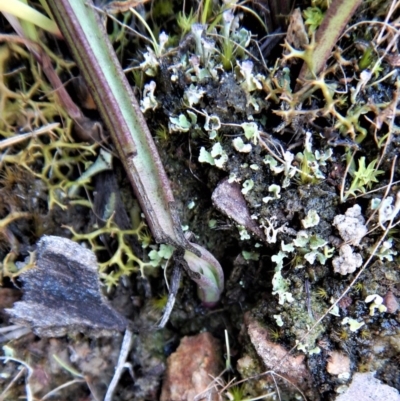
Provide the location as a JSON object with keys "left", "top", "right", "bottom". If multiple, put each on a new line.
{"left": 46, "top": 0, "right": 191, "bottom": 250}
{"left": 45, "top": 0, "right": 224, "bottom": 304}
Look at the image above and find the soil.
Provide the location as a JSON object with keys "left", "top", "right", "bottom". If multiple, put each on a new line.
{"left": 0, "top": 0, "right": 400, "bottom": 400}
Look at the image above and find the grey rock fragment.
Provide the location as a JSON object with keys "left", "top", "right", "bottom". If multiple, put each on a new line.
{"left": 335, "top": 372, "right": 400, "bottom": 401}
{"left": 332, "top": 244, "right": 363, "bottom": 275}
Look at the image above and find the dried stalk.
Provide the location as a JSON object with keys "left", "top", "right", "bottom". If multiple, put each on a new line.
{"left": 45, "top": 0, "right": 224, "bottom": 303}
{"left": 46, "top": 0, "right": 194, "bottom": 250}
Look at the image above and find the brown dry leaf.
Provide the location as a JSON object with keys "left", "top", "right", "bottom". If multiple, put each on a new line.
{"left": 286, "top": 8, "right": 309, "bottom": 51}
{"left": 212, "top": 179, "right": 266, "bottom": 241}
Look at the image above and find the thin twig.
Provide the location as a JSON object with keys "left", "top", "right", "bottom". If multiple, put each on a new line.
{"left": 0, "top": 123, "right": 59, "bottom": 149}
{"left": 340, "top": 149, "right": 357, "bottom": 203}
{"left": 283, "top": 220, "right": 398, "bottom": 362}
{"left": 158, "top": 262, "right": 182, "bottom": 328}
{"left": 104, "top": 329, "right": 133, "bottom": 401}
{"left": 377, "top": 80, "right": 400, "bottom": 168}
{"left": 0, "top": 357, "right": 33, "bottom": 401}
{"left": 0, "top": 367, "right": 26, "bottom": 401}
{"left": 40, "top": 379, "right": 86, "bottom": 401}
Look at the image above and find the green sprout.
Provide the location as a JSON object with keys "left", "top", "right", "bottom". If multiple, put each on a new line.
{"left": 295, "top": 132, "right": 332, "bottom": 185}
{"left": 154, "top": 125, "right": 169, "bottom": 141}
{"left": 344, "top": 157, "right": 384, "bottom": 199}
{"left": 177, "top": 9, "right": 197, "bottom": 37}
{"left": 183, "top": 243, "right": 224, "bottom": 307}
{"left": 226, "top": 385, "right": 246, "bottom": 401}
{"left": 220, "top": 9, "right": 235, "bottom": 70}
{"left": 0, "top": 0, "right": 61, "bottom": 37}
{"left": 303, "top": 7, "right": 324, "bottom": 33}
{"left": 358, "top": 43, "right": 375, "bottom": 71}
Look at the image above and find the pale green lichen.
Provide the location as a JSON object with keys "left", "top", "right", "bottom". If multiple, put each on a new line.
{"left": 242, "top": 250, "right": 260, "bottom": 261}
{"left": 140, "top": 80, "right": 158, "bottom": 112}
{"left": 365, "top": 294, "right": 387, "bottom": 316}
{"left": 341, "top": 317, "right": 365, "bottom": 332}
{"left": 238, "top": 225, "right": 251, "bottom": 240}
{"left": 273, "top": 314, "right": 284, "bottom": 327}
{"left": 148, "top": 244, "right": 175, "bottom": 267}
{"left": 198, "top": 143, "right": 228, "bottom": 168}
{"left": 262, "top": 184, "right": 281, "bottom": 204}
{"left": 374, "top": 238, "right": 397, "bottom": 261}
{"left": 241, "top": 179, "right": 254, "bottom": 195}
{"left": 232, "top": 137, "right": 252, "bottom": 153}
{"left": 67, "top": 217, "right": 152, "bottom": 290}
{"left": 301, "top": 209, "right": 320, "bottom": 228}
{"left": 169, "top": 113, "right": 193, "bottom": 132}
{"left": 241, "top": 122, "right": 260, "bottom": 144}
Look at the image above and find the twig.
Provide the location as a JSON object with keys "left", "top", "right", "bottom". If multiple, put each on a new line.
{"left": 46, "top": 0, "right": 195, "bottom": 252}
{"left": 297, "top": 0, "right": 362, "bottom": 82}
{"left": 0, "top": 123, "right": 59, "bottom": 149}
{"left": 339, "top": 149, "right": 357, "bottom": 203}
{"left": 104, "top": 329, "right": 133, "bottom": 401}
{"left": 46, "top": 0, "right": 224, "bottom": 304}
{"left": 0, "top": 366, "right": 26, "bottom": 401}
{"left": 158, "top": 262, "right": 182, "bottom": 328}
{"left": 0, "top": 357, "right": 33, "bottom": 401}
{"left": 40, "top": 379, "right": 86, "bottom": 401}
{"left": 283, "top": 218, "right": 398, "bottom": 364}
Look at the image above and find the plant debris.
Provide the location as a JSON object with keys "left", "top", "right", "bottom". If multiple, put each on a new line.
{"left": 7, "top": 236, "right": 127, "bottom": 337}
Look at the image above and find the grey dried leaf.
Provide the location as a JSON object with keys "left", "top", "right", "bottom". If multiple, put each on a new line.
{"left": 7, "top": 236, "right": 127, "bottom": 337}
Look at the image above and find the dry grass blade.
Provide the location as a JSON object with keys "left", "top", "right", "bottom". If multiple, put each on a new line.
{"left": 104, "top": 329, "right": 133, "bottom": 401}
{"left": 0, "top": 123, "right": 59, "bottom": 149}
{"left": 0, "top": 357, "right": 33, "bottom": 401}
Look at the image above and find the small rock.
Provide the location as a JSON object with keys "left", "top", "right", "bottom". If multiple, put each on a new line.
{"left": 160, "top": 332, "right": 222, "bottom": 401}
{"left": 244, "top": 313, "right": 318, "bottom": 398}
{"left": 332, "top": 244, "right": 363, "bottom": 275}
{"left": 383, "top": 291, "right": 399, "bottom": 314}
{"left": 333, "top": 204, "right": 367, "bottom": 246}
{"left": 335, "top": 372, "right": 400, "bottom": 401}
{"left": 326, "top": 351, "right": 351, "bottom": 380}
{"left": 6, "top": 235, "right": 127, "bottom": 337}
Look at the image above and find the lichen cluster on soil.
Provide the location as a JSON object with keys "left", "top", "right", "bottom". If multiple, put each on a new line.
{"left": 0, "top": 0, "right": 400, "bottom": 400}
